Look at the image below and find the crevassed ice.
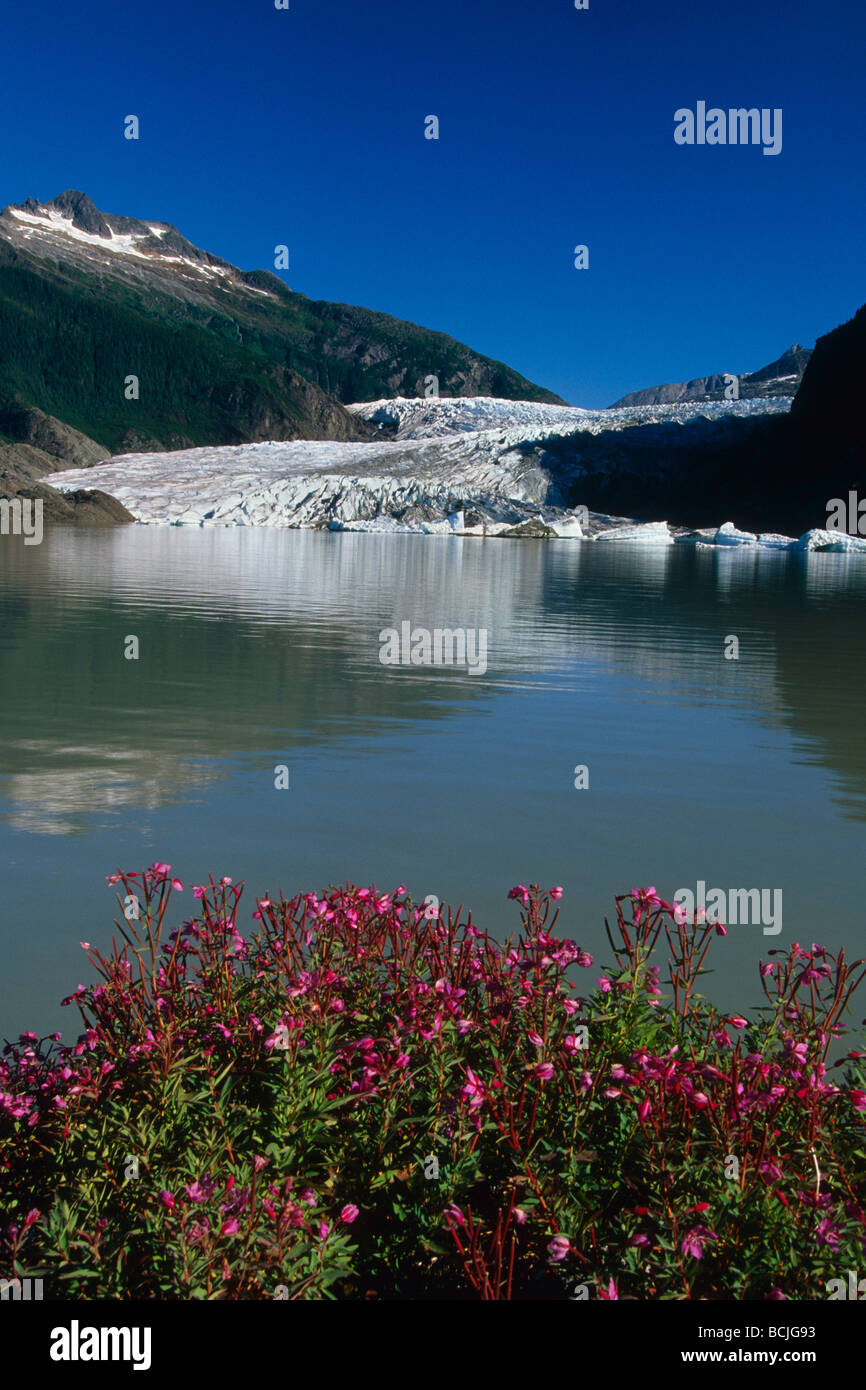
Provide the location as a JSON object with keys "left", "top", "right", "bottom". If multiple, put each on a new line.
{"left": 47, "top": 395, "right": 862, "bottom": 554}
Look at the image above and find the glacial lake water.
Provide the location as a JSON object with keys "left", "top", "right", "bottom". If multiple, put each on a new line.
{"left": 1, "top": 524, "right": 865, "bottom": 1044}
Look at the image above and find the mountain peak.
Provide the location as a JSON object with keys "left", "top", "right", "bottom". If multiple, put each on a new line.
{"left": 49, "top": 190, "right": 111, "bottom": 237}
{"left": 0, "top": 190, "right": 234, "bottom": 282}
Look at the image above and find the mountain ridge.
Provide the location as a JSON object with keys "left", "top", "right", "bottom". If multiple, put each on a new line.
{"left": 0, "top": 190, "right": 564, "bottom": 457}
{"left": 610, "top": 344, "right": 812, "bottom": 408}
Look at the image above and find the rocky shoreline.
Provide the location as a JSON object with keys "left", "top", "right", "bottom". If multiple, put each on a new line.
{"left": 0, "top": 404, "right": 134, "bottom": 526}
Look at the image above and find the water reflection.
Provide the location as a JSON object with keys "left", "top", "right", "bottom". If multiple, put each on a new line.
{"left": 1, "top": 527, "right": 865, "bottom": 832}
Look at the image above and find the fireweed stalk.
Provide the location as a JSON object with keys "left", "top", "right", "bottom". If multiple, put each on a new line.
{"left": 2, "top": 868, "right": 866, "bottom": 1299}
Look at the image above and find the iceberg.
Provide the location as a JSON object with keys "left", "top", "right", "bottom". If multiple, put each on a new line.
{"left": 795, "top": 529, "right": 866, "bottom": 553}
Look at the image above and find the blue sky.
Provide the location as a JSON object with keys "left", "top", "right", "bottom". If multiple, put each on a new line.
{"left": 1, "top": 0, "right": 863, "bottom": 407}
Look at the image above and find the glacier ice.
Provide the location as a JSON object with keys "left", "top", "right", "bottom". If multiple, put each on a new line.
{"left": 46, "top": 394, "right": 862, "bottom": 556}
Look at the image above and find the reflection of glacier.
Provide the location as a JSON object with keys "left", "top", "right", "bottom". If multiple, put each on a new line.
{"left": 13, "top": 525, "right": 782, "bottom": 697}
{"left": 2, "top": 524, "right": 866, "bottom": 833}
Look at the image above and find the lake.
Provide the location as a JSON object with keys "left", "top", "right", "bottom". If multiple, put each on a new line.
{"left": 2, "top": 524, "right": 865, "bottom": 1043}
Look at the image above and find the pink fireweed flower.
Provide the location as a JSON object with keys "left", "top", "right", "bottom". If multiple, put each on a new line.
{"left": 815, "top": 1218, "right": 841, "bottom": 1250}
{"left": 633, "top": 884, "right": 661, "bottom": 906}
{"left": 597, "top": 977, "right": 611, "bottom": 994}
{"left": 514, "top": 1207, "right": 527, "bottom": 1225}
{"left": 340, "top": 1204, "right": 359, "bottom": 1224}
{"left": 547, "top": 1235, "right": 571, "bottom": 1262}
{"left": 534, "top": 1062, "right": 554, "bottom": 1082}
{"left": 527, "top": 1031, "right": 544, "bottom": 1048}
{"left": 318, "top": 1220, "right": 330, "bottom": 1239}
{"left": 849, "top": 1090, "right": 866, "bottom": 1110}
{"left": 681, "top": 1225, "right": 717, "bottom": 1260}
{"left": 759, "top": 1159, "right": 783, "bottom": 1181}
{"left": 562, "top": 998, "right": 581, "bottom": 1015}
{"left": 185, "top": 1177, "right": 215, "bottom": 1204}
{"left": 220, "top": 1218, "right": 240, "bottom": 1237}
{"left": 726, "top": 1016, "right": 748, "bottom": 1030}
{"left": 159, "top": 1191, "right": 175, "bottom": 1209}
{"left": 461, "top": 1067, "right": 486, "bottom": 1108}
{"left": 549, "top": 886, "right": 563, "bottom": 900}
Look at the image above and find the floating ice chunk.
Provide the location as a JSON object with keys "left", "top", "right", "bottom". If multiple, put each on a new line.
{"left": 756, "top": 533, "right": 797, "bottom": 549}
{"left": 550, "top": 516, "right": 585, "bottom": 539}
{"left": 594, "top": 522, "right": 673, "bottom": 544}
{"left": 328, "top": 517, "right": 408, "bottom": 533}
{"left": 714, "top": 522, "right": 757, "bottom": 546}
{"left": 796, "top": 528, "right": 866, "bottom": 553}
{"left": 417, "top": 516, "right": 457, "bottom": 534}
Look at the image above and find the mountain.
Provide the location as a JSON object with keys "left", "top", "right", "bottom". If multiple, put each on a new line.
{"left": 785, "top": 302, "right": 866, "bottom": 516}
{"left": 790, "top": 303, "right": 865, "bottom": 452}
{"left": 610, "top": 345, "right": 811, "bottom": 408}
{"left": 0, "top": 190, "right": 563, "bottom": 461}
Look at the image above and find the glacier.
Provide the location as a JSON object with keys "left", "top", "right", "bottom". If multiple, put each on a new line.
{"left": 46, "top": 394, "right": 865, "bottom": 554}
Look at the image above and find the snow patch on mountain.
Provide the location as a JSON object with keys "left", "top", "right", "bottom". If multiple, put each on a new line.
{"left": 9, "top": 207, "right": 151, "bottom": 259}
{"left": 4, "top": 199, "right": 278, "bottom": 296}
